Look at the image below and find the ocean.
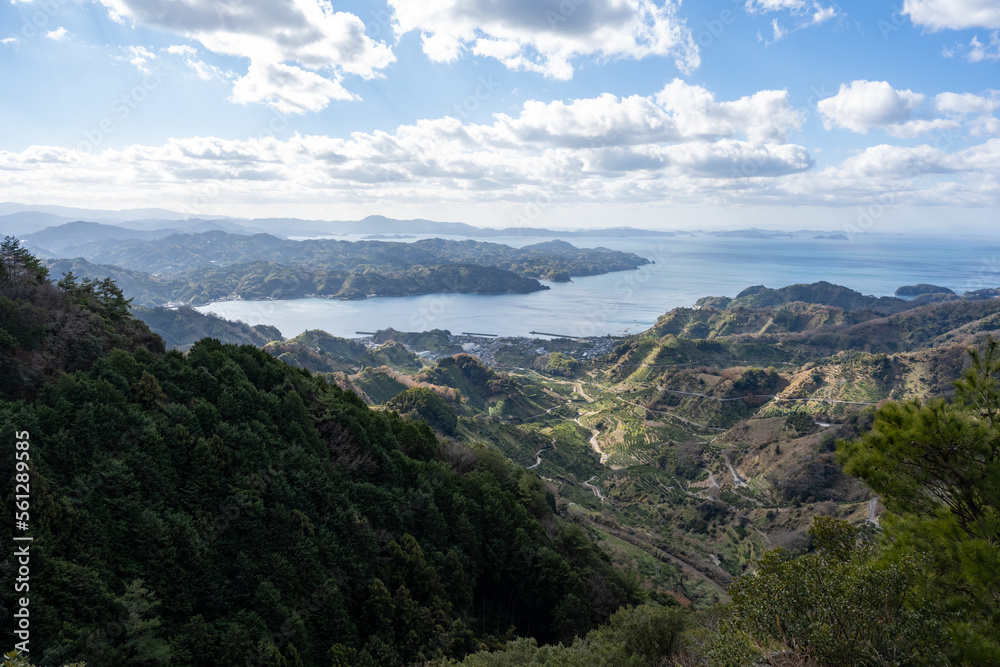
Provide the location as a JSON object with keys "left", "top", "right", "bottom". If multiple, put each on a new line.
{"left": 194, "top": 233, "right": 1000, "bottom": 340}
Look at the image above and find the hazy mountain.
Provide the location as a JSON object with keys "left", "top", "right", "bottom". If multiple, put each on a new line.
{"left": 0, "top": 201, "right": 224, "bottom": 222}
{"left": 270, "top": 214, "right": 678, "bottom": 238}
{"left": 0, "top": 211, "right": 76, "bottom": 235}
{"left": 117, "top": 217, "right": 278, "bottom": 235}
{"left": 22, "top": 221, "right": 180, "bottom": 252}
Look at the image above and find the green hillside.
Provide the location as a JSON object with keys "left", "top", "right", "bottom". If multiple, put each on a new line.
{"left": 0, "top": 240, "right": 643, "bottom": 666}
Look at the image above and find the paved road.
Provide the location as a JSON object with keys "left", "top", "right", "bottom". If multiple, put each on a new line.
{"left": 624, "top": 398, "right": 727, "bottom": 432}
{"left": 722, "top": 452, "right": 747, "bottom": 487}
{"left": 527, "top": 447, "right": 550, "bottom": 470}
{"left": 583, "top": 476, "right": 607, "bottom": 502}
{"left": 867, "top": 497, "right": 880, "bottom": 526}
{"left": 527, "top": 438, "right": 557, "bottom": 470}
{"left": 575, "top": 412, "right": 609, "bottom": 464}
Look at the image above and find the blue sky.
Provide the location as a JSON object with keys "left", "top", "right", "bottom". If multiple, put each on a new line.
{"left": 1, "top": 0, "right": 998, "bottom": 230}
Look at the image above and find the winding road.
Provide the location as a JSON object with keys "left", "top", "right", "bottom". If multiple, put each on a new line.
{"left": 583, "top": 476, "right": 607, "bottom": 502}
{"left": 527, "top": 438, "right": 557, "bottom": 470}
{"left": 574, "top": 411, "right": 609, "bottom": 465}
{"left": 722, "top": 452, "right": 747, "bottom": 488}
{"left": 660, "top": 388, "right": 877, "bottom": 407}
{"left": 867, "top": 497, "right": 880, "bottom": 526}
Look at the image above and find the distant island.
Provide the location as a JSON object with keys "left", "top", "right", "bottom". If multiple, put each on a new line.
{"left": 36, "top": 226, "right": 650, "bottom": 306}
{"left": 895, "top": 283, "right": 956, "bottom": 296}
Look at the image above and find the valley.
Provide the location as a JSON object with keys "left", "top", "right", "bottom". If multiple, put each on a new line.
{"left": 132, "top": 279, "right": 1000, "bottom": 610}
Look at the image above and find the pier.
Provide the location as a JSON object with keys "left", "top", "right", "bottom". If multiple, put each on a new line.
{"left": 528, "top": 330, "right": 579, "bottom": 339}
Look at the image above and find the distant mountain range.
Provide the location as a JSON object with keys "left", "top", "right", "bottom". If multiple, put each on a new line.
{"left": 20, "top": 219, "right": 268, "bottom": 253}
{"left": 1, "top": 202, "right": 852, "bottom": 240}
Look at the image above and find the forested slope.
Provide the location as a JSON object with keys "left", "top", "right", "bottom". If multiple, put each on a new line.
{"left": 0, "top": 240, "right": 640, "bottom": 666}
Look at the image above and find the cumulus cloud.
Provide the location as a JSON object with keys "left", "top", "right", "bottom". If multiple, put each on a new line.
{"left": 494, "top": 94, "right": 679, "bottom": 147}
{"left": 1, "top": 37, "right": 19, "bottom": 46}
{"left": 93, "top": 0, "right": 394, "bottom": 113}
{"left": 903, "top": 0, "right": 1000, "bottom": 30}
{"left": 45, "top": 27, "right": 68, "bottom": 41}
{"left": 0, "top": 83, "right": 825, "bottom": 214}
{"left": 969, "top": 116, "right": 1000, "bottom": 135}
{"left": 935, "top": 91, "right": 1000, "bottom": 115}
{"left": 839, "top": 139, "right": 1000, "bottom": 180}
{"left": 230, "top": 61, "right": 355, "bottom": 114}
{"left": 816, "top": 80, "right": 957, "bottom": 137}
{"left": 655, "top": 79, "right": 805, "bottom": 143}
{"left": 5, "top": 81, "right": 997, "bottom": 212}
{"left": 934, "top": 90, "right": 1000, "bottom": 136}
{"left": 388, "top": 0, "right": 699, "bottom": 80}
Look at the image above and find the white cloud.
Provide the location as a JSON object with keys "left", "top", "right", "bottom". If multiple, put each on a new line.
{"left": 6, "top": 82, "right": 998, "bottom": 213}
{"left": 122, "top": 45, "right": 156, "bottom": 74}
{"left": 655, "top": 79, "right": 805, "bottom": 143}
{"left": 167, "top": 44, "right": 230, "bottom": 81}
{"left": 969, "top": 115, "right": 1000, "bottom": 135}
{"left": 832, "top": 139, "right": 1000, "bottom": 180}
{"left": 967, "top": 31, "right": 1000, "bottom": 61}
{"left": 1, "top": 37, "right": 19, "bottom": 46}
{"left": 745, "top": 0, "right": 838, "bottom": 26}
{"left": 653, "top": 139, "right": 813, "bottom": 177}
{"left": 495, "top": 94, "right": 680, "bottom": 147}
{"left": 0, "top": 84, "right": 825, "bottom": 214}
{"left": 883, "top": 118, "right": 961, "bottom": 138}
{"left": 45, "top": 27, "right": 68, "bottom": 41}
{"left": 745, "top": 0, "right": 837, "bottom": 45}
{"left": 167, "top": 45, "right": 197, "bottom": 57}
{"left": 818, "top": 80, "right": 927, "bottom": 133}
{"left": 903, "top": 0, "right": 1000, "bottom": 30}
{"left": 819, "top": 81, "right": 998, "bottom": 138}
{"left": 747, "top": 0, "right": 808, "bottom": 10}
{"left": 93, "top": 0, "right": 395, "bottom": 113}
{"left": 230, "top": 61, "right": 356, "bottom": 114}
{"left": 388, "top": 0, "right": 699, "bottom": 80}
{"left": 932, "top": 91, "right": 1000, "bottom": 135}
{"left": 935, "top": 91, "right": 1000, "bottom": 115}
{"left": 772, "top": 19, "right": 788, "bottom": 41}
{"left": 810, "top": 6, "right": 838, "bottom": 24}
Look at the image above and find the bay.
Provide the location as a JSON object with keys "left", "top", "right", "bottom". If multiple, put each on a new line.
{"left": 195, "top": 233, "right": 1000, "bottom": 340}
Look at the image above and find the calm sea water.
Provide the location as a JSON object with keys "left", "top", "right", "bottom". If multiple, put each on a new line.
{"left": 195, "top": 233, "right": 1000, "bottom": 340}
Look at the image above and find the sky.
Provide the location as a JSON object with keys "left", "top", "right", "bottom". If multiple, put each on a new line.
{"left": 0, "top": 0, "right": 998, "bottom": 231}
